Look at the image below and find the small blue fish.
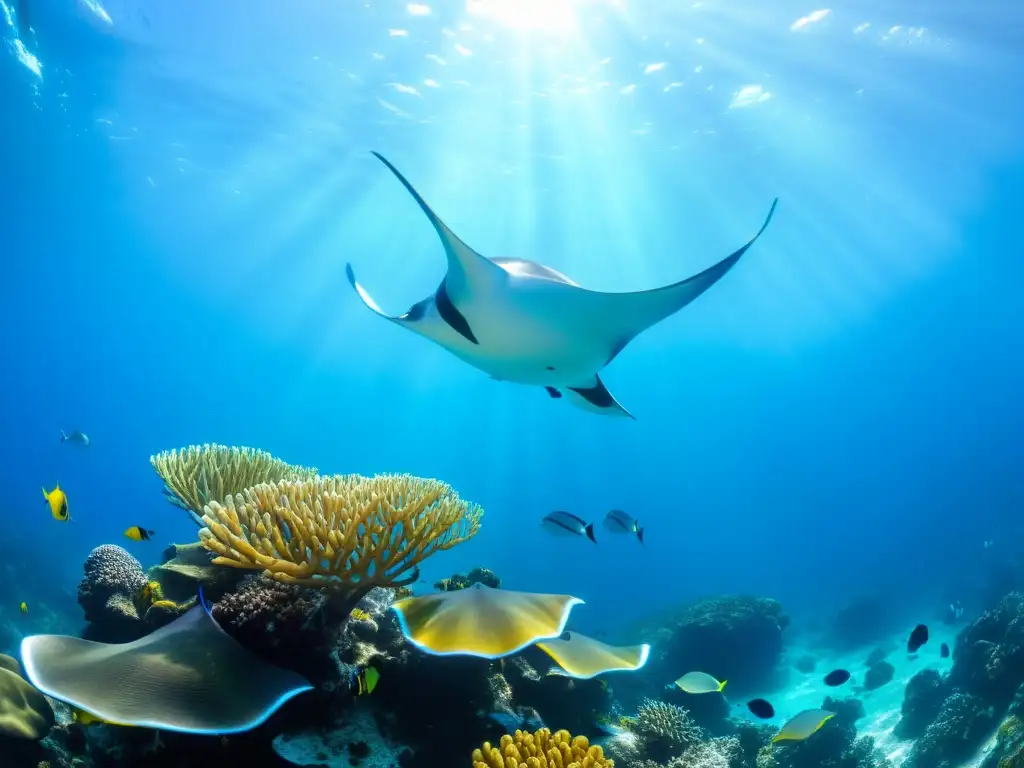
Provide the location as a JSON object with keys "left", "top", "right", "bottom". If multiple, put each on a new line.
{"left": 603, "top": 509, "right": 644, "bottom": 544}
{"left": 541, "top": 511, "right": 596, "bottom": 543}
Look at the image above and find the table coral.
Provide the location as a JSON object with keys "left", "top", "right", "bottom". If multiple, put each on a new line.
{"left": 472, "top": 727, "right": 613, "bottom": 767}
{"left": 198, "top": 473, "right": 482, "bottom": 611}
{"left": 151, "top": 443, "right": 318, "bottom": 526}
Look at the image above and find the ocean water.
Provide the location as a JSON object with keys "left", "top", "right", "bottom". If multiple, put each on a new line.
{"left": 1, "top": 0, "right": 1023, "bottom": 765}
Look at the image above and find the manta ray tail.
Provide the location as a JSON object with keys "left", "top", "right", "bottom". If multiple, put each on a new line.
{"left": 551, "top": 377, "right": 635, "bottom": 419}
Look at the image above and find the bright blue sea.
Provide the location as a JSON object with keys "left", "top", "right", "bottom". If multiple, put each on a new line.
{"left": 1, "top": 0, "right": 1022, "bottom": 644}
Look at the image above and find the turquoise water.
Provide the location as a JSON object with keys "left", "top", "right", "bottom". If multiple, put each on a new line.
{"left": 1, "top": 2, "right": 1023, "bottom": 764}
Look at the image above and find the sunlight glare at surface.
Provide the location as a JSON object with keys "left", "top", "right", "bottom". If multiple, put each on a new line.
{"left": 466, "top": 0, "right": 618, "bottom": 34}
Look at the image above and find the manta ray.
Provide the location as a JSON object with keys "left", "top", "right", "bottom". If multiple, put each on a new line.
{"left": 346, "top": 152, "right": 778, "bottom": 418}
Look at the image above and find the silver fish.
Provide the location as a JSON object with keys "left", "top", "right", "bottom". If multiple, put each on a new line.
{"left": 603, "top": 509, "right": 644, "bottom": 544}
{"left": 60, "top": 429, "right": 90, "bottom": 447}
{"left": 541, "top": 511, "right": 596, "bottom": 543}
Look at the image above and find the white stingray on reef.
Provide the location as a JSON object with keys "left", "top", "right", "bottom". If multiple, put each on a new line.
{"left": 20, "top": 599, "right": 313, "bottom": 734}
{"left": 346, "top": 151, "right": 778, "bottom": 418}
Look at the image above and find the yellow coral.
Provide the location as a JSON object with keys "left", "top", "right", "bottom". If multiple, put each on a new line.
{"left": 472, "top": 728, "right": 613, "bottom": 768}
{"left": 198, "top": 473, "right": 482, "bottom": 606}
{"left": 151, "top": 444, "right": 317, "bottom": 525}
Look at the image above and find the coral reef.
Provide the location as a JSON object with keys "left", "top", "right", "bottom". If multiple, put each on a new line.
{"left": 903, "top": 691, "right": 997, "bottom": 768}
{"left": 435, "top": 566, "right": 500, "bottom": 591}
{"left": 636, "top": 595, "right": 788, "bottom": 696}
{"left": 151, "top": 443, "right": 318, "bottom": 525}
{"left": 863, "top": 661, "right": 894, "bottom": 691}
{"left": 895, "top": 668, "right": 949, "bottom": 739}
{"left": 273, "top": 704, "right": 411, "bottom": 767}
{"left": 864, "top": 645, "right": 892, "bottom": 668}
{"left": 473, "top": 727, "right": 611, "bottom": 768}
{"left": 754, "top": 698, "right": 889, "bottom": 768}
{"left": 76, "top": 544, "right": 149, "bottom": 642}
{"left": 631, "top": 698, "right": 703, "bottom": 762}
{"left": 198, "top": 473, "right": 482, "bottom": 612}
{"left": 825, "top": 596, "right": 900, "bottom": 651}
{"left": 949, "top": 592, "right": 1024, "bottom": 709}
{"left": 211, "top": 574, "right": 350, "bottom": 684}
{"left": 794, "top": 653, "right": 816, "bottom": 674}
{"left": 149, "top": 541, "right": 243, "bottom": 603}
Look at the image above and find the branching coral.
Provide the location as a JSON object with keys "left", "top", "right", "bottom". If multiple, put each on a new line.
{"left": 633, "top": 698, "right": 703, "bottom": 761}
{"left": 473, "top": 727, "right": 613, "bottom": 767}
{"left": 198, "top": 473, "right": 482, "bottom": 609}
{"left": 151, "top": 443, "right": 318, "bottom": 525}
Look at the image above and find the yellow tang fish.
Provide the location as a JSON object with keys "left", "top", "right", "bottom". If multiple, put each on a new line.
{"left": 19, "top": 601, "right": 28, "bottom": 614}
{"left": 124, "top": 526, "right": 155, "bottom": 542}
{"left": 41, "top": 484, "right": 70, "bottom": 522}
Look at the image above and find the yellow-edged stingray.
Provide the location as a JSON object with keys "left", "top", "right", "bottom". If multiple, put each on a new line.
{"left": 391, "top": 583, "right": 583, "bottom": 658}
{"left": 20, "top": 594, "right": 313, "bottom": 734}
{"left": 346, "top": 152, "right": 779, "bottom": 418}
{"left": 536, "top": 631, "right": 651, "bottom": 679}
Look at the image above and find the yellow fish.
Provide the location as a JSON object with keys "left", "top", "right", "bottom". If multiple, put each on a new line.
{"left": 350, "top": 608, "right": 372, "bottom": 622}
{"left": 674, "top": 671, "right": 727, "bottom": 694}
{"left": 42, "top": 484, "right": 70, "bottom": 522}
{"left": 124, "top": 526, "right": 155, "bottom": 542}
{"left": 355, "top": 666, "right": 380, "bottom": 696}
{"left": 19, "top": 601, "right": 28, "bottom": 614}
{"left": 72, "top": 708, "right": 134, "bottom": 728}
{"left": 773, "top": 708, "right": 835, "bottom": 742}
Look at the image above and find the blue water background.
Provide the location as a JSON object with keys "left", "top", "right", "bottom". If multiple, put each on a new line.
{"left": 1, "top": 0, "right": 1023, "bottom": 639}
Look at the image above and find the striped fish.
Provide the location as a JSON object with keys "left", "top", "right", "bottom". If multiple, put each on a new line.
{"left": 603, "top": 509, "right": 644, "bottom": 544}
{"left": 541, "top": 511, "right": 596, "bottom": 543}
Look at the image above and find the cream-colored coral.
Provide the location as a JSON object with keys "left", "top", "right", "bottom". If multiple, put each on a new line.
{"left": 151, "top": 444, "right": 318, "bottom": 525}
{"left": 198, "top": 473, "right": 482, "bottom": 606}
{"left": 472, "top": 728, "right": 613, "bottom": 768}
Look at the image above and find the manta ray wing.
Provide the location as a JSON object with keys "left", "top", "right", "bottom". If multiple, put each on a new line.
{"left": 554, "top": 198, "right": 779, "bottom": 367}
{"left": 370, "top": 152, "right": 507, "bottom": 305}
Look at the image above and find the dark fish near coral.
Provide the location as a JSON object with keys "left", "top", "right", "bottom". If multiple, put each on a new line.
{"left": 602, "top": 509, "right": 644, "bottom": 544}
{"left": 907, "top": 624, "right": 929, "bottom": 653}
{"left": 541, "top": 511, "right": 596, "bottom": 543}
{"left": 941, "top": 642, "right": 950, "bottom": 658}
{"left": 824, "top": 669, "right": 851, "bottom": 687}
{"left": 124, "top": 527, "right": 155, "bottom": 542}
{"left": 354, "top": 666, "right": 379, "bottom": 695}
{"left": 60, "top": 429, "right": 90, "bottom": 447}
{"left": 747, "top": 698, "right": 775, "bottom": 719}
{"left": 41, "top": 485, "right": 70, "bottom": 522}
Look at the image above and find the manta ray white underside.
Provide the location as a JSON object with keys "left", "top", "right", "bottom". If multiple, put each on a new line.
{"left": 346, "top": 151, "right": 778, "bottom": 419}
